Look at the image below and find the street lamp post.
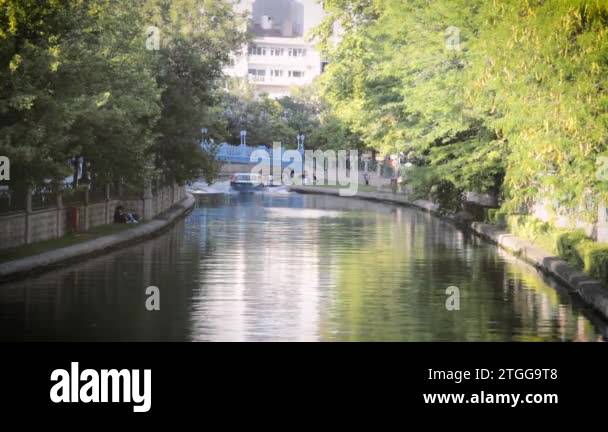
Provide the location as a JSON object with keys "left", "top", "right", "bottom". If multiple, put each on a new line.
{"left": 296, "top": 133, "right": 305, "bottom": 152}
{"left": 297, "top": 133, "right": 306, "bottom": 183}
{"left": 201, "top": 128, "right": 209, "bottom": 147}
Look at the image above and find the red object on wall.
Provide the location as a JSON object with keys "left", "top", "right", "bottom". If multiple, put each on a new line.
{"left": 68, "top": 207, "right": 79, "bottom": 231}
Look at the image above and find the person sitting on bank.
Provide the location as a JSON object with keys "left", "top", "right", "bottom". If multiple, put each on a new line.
{"left": 114, "top": 206, "right": 139, "bottom": 224}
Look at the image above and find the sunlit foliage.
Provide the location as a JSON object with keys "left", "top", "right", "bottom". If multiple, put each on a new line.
{"left": 0, "top": 0, "right": 247, "bottom": 192}
{"left": 314, "top": 0, "right": 608, "bottom": 219}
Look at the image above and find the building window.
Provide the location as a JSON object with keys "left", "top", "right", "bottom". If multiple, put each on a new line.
{"left": 269, "top": 47, "right": 284, "bottom": 56}
{"left": 270, "top": 70, "right": 284, "bottom": 77}
{"left": 248, "top": 45, "right": 266, "bottom": 56}
{"left": 248, "top": 69, "right": 266, "bottom": 82}
{"left": 288, "top": 48, "right": 307, "bottom": 57}
{"left": 288, "top": 70, "right": 305, "bottom": 78}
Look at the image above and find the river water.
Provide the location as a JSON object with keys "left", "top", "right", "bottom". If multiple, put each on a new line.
{"left": 0, "top": 189, "right": 605, "bottom": 341}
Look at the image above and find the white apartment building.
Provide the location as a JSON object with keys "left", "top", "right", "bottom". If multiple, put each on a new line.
{"left": 225, "top": 0, "right": 326, "bottom": 98}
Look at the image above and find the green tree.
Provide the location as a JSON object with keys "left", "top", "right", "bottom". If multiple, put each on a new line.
{"left": 315, "top": 0, "right": 608, "bottom": 220}
{"left": 0, "top": 0, "right": 247, "bottom": 199}
{"left": 315, "top": 0, "right": 505, "bottom": 202}
{"left": 221, "top": 79, "right": 296, "bottom": 147}
{"left": 467, "top": 0, "right": 608, "bottom": 218}
{"left": 143, "top": 0, "right": 248, "bottom": 184}
{"left": 1, "top": 0, "right": 164, "bottom": 205}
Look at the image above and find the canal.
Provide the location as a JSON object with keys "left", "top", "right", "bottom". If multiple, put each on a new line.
{"left": 0, "top": 190, "right": 606, "bottom": 341}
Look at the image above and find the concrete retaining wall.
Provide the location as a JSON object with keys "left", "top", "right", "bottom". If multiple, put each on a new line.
{"left": 0, "top": 185, "right": 185, "bottom": 251}
{"left": 0, "top": 213, "right": 26, "bottom": 249}
{"left": 531, "top": 199, "right": 595, "bottom": 238}
{"left": 29, "top": 210, "right": 59, "bottom": 244}
{"left": 0, "top": 194, "right": 195, "bottom": 282}
{"left": 87, "top": 202, "right": 109, "bottom": 229}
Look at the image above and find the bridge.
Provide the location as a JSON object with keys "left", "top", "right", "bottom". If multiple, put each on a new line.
{"left": 202, "top": 140, "right": 305, "bottom": 174}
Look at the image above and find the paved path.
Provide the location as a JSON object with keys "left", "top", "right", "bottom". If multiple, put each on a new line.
{"left": 0, "top": 195, "right": 195, "bottom": 283}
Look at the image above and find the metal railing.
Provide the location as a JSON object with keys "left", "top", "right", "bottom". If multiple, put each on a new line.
{"left": 118, "top": 183, "right": 144, "bottom": 200}
{"left": 89, "top": 185, "right": 108, "bottom": 204}
{"left": 0, "top": 180, "right": 173, "bottom": 216}
{"left": 0, "top": 189, "right": 25, "bottom": 213}
{"left": 31, "top": 187, "right": 56, "bottom": 210}
{"left": 62, "top": 186, "right": 87, "bottom": 206}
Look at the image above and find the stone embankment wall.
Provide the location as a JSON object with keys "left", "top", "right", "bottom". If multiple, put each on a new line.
{"left": 0, "top": 185, "right": 186, "bottom": 251}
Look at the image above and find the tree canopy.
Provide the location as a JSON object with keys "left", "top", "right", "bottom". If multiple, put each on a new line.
{"left": 313, "top": 0, "right": 608, "bottom": 218}
{"left": 0, "top": 0, "right": 247, "bottom": 193}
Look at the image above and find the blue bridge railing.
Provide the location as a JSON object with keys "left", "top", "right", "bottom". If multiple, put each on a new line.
{"left": 203, "top": 141, "right": 304, "bottom": 165}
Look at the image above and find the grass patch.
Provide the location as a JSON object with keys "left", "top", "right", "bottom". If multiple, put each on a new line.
{"left": 493, "top": 214, "right": 608, "bottom": 285}
{"left": 0, "top": 223, "right": 143, "bottom": 264}
{"left": 506, "top": 215, "right": 563, "bottom": 255}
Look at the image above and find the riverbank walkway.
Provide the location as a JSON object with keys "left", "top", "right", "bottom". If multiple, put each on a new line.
{"left": 0, "top": 195, "right": 195, "bottom": 282}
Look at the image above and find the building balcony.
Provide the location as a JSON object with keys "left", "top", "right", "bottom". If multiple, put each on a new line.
{"left": 252, "top": 36, "right": 309, "bottom": 46}
{"left": 247, "top": 55, "right": 310, "bottom": 66}
{"left": 247, "top": 75, "right": 308, "bottom": 86}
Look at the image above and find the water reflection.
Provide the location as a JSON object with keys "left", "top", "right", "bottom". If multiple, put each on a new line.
{"left": 0, "top": 193, "right": 605, "bottom": 341}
